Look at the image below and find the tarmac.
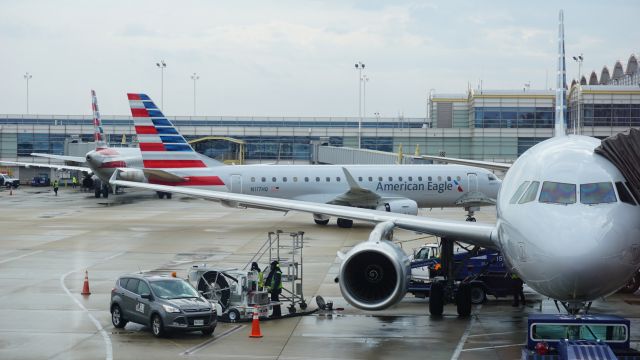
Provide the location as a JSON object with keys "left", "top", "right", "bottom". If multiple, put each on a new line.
{"left": 1, "top": 186, "right": 640, "bottom": 360}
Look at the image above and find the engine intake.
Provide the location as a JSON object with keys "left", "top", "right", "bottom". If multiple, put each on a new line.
{"left": 338, "top": 222, "right": 410, "bottom": 311}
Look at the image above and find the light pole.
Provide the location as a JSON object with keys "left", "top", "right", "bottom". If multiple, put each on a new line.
{"left": 24, "top": 72, "right": 32, "bottom": 114}
{"left": 191, "top": 72, "right": 200, "bottom": 116}
{"left": 572, "top": 54, "right": 583, "bottom": 134}
{"left": 362, "top": 75, "right": 369, "bottom": 121}
{"left": 156, "top": 60, "right": 167, "bottom": 110}
{"left": 355, "top": 62, "right": 365, "bottom": 148}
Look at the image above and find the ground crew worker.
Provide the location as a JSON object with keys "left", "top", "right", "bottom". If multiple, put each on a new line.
{"left": 510, "top": 272, "right": 526, "bottom": 306}
{"left": 53, "top": 179, "right": 59, "bottom": 196}
{"left": 251, "top": 262, "right": 263, "bottom": 291}
{"left": 71, "top": 176, "right": 78, "bottom": 189}
{"left": 265, "top": 260, "right": 283, "bottom": 317}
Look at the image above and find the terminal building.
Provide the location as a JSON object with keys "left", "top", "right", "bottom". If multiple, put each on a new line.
{"left": 1, "top": 54, "right": 638, "bottom": 180}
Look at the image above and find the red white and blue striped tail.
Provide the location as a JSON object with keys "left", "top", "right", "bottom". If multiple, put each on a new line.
{"left": 128, "top": 93, "right": 206, "bottom": 169}
{"left": 92, "top": 90, "right": 107, "bottom": 149}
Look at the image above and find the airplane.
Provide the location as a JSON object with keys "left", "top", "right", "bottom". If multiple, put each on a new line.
{"left": 111, "top": 10, "right": 640, "bottom": 315}
{"left": 114, "top": 93, "right": 500, "bottom": 227}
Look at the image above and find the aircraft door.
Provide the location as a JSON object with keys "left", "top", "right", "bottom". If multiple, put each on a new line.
{"left": 230, "top": 174, "right": 242, "bottom": 193}
{"left": 467, "top": 173, "right": 478, "bottom": 192}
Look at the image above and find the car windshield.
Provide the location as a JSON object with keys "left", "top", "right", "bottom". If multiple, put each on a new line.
{"left": 150, "top": 279, "right": 199, "bottom": 299}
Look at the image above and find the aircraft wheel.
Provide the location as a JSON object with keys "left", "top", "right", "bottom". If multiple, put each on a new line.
{"left": 166, "top": 192, "right": 172, "bottom": 199}
{"left": 94, "top": 188, "right": 101, "bottom": 198}
{"left": 456, "top": 283, "right": 472, "bottom": 317}
{"left": 466, "top": 217, "right": 476, "bottom": 222}
{"left": 470, "top": 284, "right": 487, "bottom": 304}
{"left": 337, "top": 218, "right": 353, "bottom": 228}
{"left": 314, "top": 219, "right": 329, "bottom": 226}
{"left": 429, "top": 281, "right": 444, "bottom": 316}
{"left": 102, "top": 186, "right": 109, "bottom": 198}
{"left": 157, "top": 191, "right": 165, "bottom": 199}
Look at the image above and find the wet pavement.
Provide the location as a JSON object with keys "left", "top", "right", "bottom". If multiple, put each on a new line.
{"left": 1, "top": 186, "right": 639, "bottom": 360}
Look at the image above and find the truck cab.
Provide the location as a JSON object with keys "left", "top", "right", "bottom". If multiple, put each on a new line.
{"left": 0, "top": 173, "right": 20, "bottom": 188}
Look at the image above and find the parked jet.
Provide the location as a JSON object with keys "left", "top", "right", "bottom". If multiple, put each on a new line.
{"left": 111, "top": 11, "right": 640, "bottom": 315}
{"left": 115, "top": 93, "right": 500, "bottom": 227}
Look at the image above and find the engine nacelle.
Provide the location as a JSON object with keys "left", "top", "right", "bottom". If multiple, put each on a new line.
{"left": 376, "top": 199, "right": 418, "bottom": 215}
{"left": 339, "top": 236, "right": 410, "bottom": 311}
{"left": 117, "top": 169, "right": 146, "bottom": 182}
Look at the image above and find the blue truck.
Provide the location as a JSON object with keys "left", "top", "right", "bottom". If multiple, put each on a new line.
{"left": 522, "top": 313, "right": 640, "bottom": 359}
{"left": 408, "top": 244, "right": 516, "bottom": 304}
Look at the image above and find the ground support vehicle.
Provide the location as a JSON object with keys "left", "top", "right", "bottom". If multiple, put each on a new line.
{"left": 188, "top": 265, "right": 272, "bottom": 322}
{"left": 31, "top": 175, "right": 50, "bottom": 187}
{"left": 409, "top": 243, "right": 514, "bottom": 306}
{"left": 110, "top": 274, "right": 217, "bottom": 338}
{"left": 521, "top": 314, "right": 640, "bottom": 359}
{"left": 0, "top": 173, "right": 19, "bottom": 188}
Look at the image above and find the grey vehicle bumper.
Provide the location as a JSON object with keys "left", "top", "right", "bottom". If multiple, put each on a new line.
{"left": 164, "top": 312, "right": 217, "bottom": 330}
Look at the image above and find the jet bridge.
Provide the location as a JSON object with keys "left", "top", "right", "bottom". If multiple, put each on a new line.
{"left": 594, "top": 128, "right": 640, "bottom": 202}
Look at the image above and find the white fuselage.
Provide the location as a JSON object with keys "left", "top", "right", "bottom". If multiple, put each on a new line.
{"left": 495, "top": 135, "right": 640, "bottom": 303}
{"left": 149, "top": 164, "right": 500, "bottom": 208}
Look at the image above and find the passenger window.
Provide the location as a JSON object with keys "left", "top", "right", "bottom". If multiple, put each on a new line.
{"left": 251, "top": 177, "right": 255, "bottom": 182}
{"left": 510, "top": 181, "right": 531, "bottom": 204}
{"left": 438, "top": 176, "right": 442, "bottom": 181}
{"left": 304, "top": 177, "right": 309, "bottom": 182}
{"left": 518, "top": 181, "right": 540, "bottom": 204}
{"left": 388, "top": 177, "right": 393, "bottom": 181}
{"left": 378, "top": 176, "right": 383, "bottom": 181}
{"left": 408, "top": 176, "right": 413, "bottom": 181}
{"left": 580, "top": 182, "right": 616, "bottom": 205}
{"left": 336, "top": 177, "right": 341, "bottom": 182}
{"left": 418, "top": 176, "right": 423, "bottom": 181}
{"left": 447, "top": 176, "right": 451, "bottom": 181}
{"left": 261, "top": 177, "right": 266, "bottom": 182}
{"left": 358, "top": 177, "right": 363, "bottom": 182}
{"left": 272, "top": 177, "right": 276, "bottom": 182}
{"left": 539, "top": 181, "right": 576, "bottom": 205}
{"left": 316, "top": 177, "right": 320, "bottom": 182}
{"left": 138, "top": 280, "right": 150, "bottom": 296}
{"left": 326, "top": 177, "right": 330, "bottom": 182}
{"left": 293, "top": 177, "right": 298, "bottom": 182}
{"left": 457, "top": 176, "right": 462, "bottom": 181}
{"left": 428, "top": 176, "right": 432, "bottom": 181}
{"left": 615, "top": 182, "right": 637, "bottom": 205}
{"left": 283, "top": 177, "right": 287, "bottom": 182}
{"left": 125, "top": 278, "right": 140, "bottom": 293}
{"left": 399, "top": 177, "right": 403, "bottom": 181}
{"left": 368, "top": 176, "right": 373, "bottom": 181}
{"left": 119, "top": 278, "right": 129, "bottom": 289}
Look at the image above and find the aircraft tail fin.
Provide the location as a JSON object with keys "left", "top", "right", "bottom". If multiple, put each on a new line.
{"left": 92, "top": 90, "right": 108, "bottom": 149}
{"left": 554, "top": 10, "right": 567, "bottom": 137}
{"left": 127, "top": 93, "right": 207, "bottom": 169}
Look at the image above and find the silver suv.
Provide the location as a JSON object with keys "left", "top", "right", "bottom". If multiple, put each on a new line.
{"left": 110, "top": 274, "right": 216, "bottom": 337}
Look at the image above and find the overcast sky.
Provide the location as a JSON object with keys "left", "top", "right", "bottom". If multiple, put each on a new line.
{"left": 0, "top": 0, "right": 637, "bottom": 117}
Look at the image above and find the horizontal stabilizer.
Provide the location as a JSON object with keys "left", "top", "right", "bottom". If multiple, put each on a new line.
{"left": 31, "top": 153, "right": 87, "bottom": 164}
{"left": 0, "top": 160, "right": 91, "bottom": 173}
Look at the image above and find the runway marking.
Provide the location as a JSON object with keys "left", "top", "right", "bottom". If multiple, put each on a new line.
{"left": 467, "top": 330, "right": 526, "bottom": 337}
{"left": 461, "top": 343, "right": 526, "bottom": 352}
{"left": 180, "top": 324, "right": 245, "bottom": 356}
{"left": 450, "top": 304, "right": 482, "bottom": 360}
{"left": 59, "top": 251, "right": 126, "bottom": 360}
{"left": 0, "top": 250, "right": 43, "bottom": 265}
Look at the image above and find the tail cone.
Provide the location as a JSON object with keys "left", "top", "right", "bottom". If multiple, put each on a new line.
{"left": 81, "top": 270, "right": 91, "bottom": 295}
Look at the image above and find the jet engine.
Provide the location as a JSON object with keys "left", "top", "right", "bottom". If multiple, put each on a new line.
{"left": 116, "top": 169, "right": 146, "bottom": 182}
{"left": 338, "top": 222, "right": 410, "bottom": 311}
{"left": 376, "top": 199, "right": 418, "bottom": 215}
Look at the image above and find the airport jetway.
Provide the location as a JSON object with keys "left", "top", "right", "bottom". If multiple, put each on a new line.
{"left": 311, "top": 142, "right": 432, "bottom": 165}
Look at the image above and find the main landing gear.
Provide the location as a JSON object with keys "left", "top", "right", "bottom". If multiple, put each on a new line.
{"left": 428, "top": 237, "right": 473, "bottom": 317}
{"left": 336, "top": 218, "right": 353, "bottom": 228}
{"left": 465, "top": 208, "right": 476, "bottom": 222}
{"left": 156, "top": 191, "right": 172, "bottom": 199}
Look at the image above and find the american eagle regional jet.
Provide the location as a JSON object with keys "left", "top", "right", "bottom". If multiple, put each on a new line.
{"left": 111, "top": 11, "right": 640, "bottom": 314}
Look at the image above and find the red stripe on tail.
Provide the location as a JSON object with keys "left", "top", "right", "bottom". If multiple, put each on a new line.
{"left": 143, "top": 160, "right": 206, "bottom": 168}
{"left": 135, "top": 126, "right": 158, "bottom": 134}
{"left": 127, "top": 93, "right": 141, "bottom": 100}
{"left": 131, "top": 108, "right": 149, "bottom": 117}
{"left": 139, "top": 143, "right": 166, "bottom": 151}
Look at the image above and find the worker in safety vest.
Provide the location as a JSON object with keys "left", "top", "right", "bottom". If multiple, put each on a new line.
{"left": 72, "top": 176, "right": 78, "bottom": 189}
{"left": 52, "top": 179, "right": 59, "bottom": 196}
{"left": 251, "top": 262, "right": 263, "bottom": 291}
{"left": 510, "top": 272, "right": 526, "bottom": 307}
{"left": 265, "top": 260, "right": 283, "bottom": 317}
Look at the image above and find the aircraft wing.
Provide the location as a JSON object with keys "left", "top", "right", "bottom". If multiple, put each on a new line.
{"left": 31, "top": 153, "right": 87, "bottom": 164}
{"left": 420, "top": 155, "right": 511, "bottom": 171}
{"left": 0, "top": 160, "right": 92, "bottom": 173}
{"left": 110, "top": 177, "right": 498, "bottom": 249}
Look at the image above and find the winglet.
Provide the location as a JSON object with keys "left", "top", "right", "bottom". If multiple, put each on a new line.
{"left": 341, "top": 167, "right": 363, "bottom": 191}
{"left": 554, "top": 10, "right": 567, "bottom": 137}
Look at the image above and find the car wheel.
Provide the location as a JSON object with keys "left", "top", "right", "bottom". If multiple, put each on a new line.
{"left": 227, "top": 309, "right": 240, "bottom": 323}
{"left": 151, "top": 314, "right": 165, "bottom": 337}
{"left": 111, "top": 305, "right": 127, "bottom": 328}
{"left": 202, "top": 326, "right": 215, "bottom": 336}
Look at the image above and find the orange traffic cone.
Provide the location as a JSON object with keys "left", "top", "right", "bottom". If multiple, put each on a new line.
{"left": 81, "top": 270, "right": 91, "bottom": 295}
{"left": 249, "top": 307, "right": 262, "bottom": 338}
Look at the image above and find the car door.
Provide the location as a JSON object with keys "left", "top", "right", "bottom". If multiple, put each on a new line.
{"left": 135, "top": 280, "right": 152, "bottom": 325}
{"left": 122, "top": 278, "right": 140, "bottom": 323}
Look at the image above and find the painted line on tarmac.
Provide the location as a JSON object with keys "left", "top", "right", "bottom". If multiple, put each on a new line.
{"left": 0, "top": 250, "right": 43, "bottom": 265}
{"left": 180, "top": 324, "right": 245, "bottom": 356}
{"left": 460, "top": 343, "right": 525, "bottom": 352}
{"left": 467, "top": 330, "right": 526, "bottom": 337}
{"left": 59, "top": 251, "right": 126, "bottom": 360}
{"left": 450, "top": 304, "right": 482, "bottom": 360}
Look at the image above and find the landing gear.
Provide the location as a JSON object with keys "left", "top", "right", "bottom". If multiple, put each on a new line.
{"left": 465, "top": 207, "right": 477, "bottom": 222}
{"left": 456, "top": 283, "right": 472, "bottom": 317}
{"left": 429, "top": 281, "right": 444, "bottom": 316}
{"left": 427, "top": 237, "right": 473, "bottom": 317}
{"left": 94, "top": 180, "right": 109, "bottom": 198}
{"left": 313, "top": 214, "right": 330, "bottom": 226}
{"left": 156, "top": 191, "right": 172, "bottom": 199}
{"left": 314, "top": 219, "right": 329, "bottom": 225}
{"left": 466, "top": 216, "right": 476, "bottom": 222}
{"left": 336, "top": 218, "right": 353, "bottom": 228}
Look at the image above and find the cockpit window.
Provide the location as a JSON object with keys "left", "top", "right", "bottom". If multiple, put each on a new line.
{"left": 539, "top": 182, "right": 576, "bottom": 205}
{"left": 616, "top": 182, "right": 637, "bottom": 205}
{"left": 580, "top": 182, "right": 617, "bottom": 205}
{"left": 510, "top": 181, "right": 530, "bottom": 204}
{"left": 518, "top": 181, "right": 540, "bottom": 204}
{"left": 487, "top": 173, "right": 498, "bottom": 181}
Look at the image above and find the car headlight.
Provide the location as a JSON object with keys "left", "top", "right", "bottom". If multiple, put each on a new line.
{"left": 162, "top": 304, "right": 181, "bottom": 313}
